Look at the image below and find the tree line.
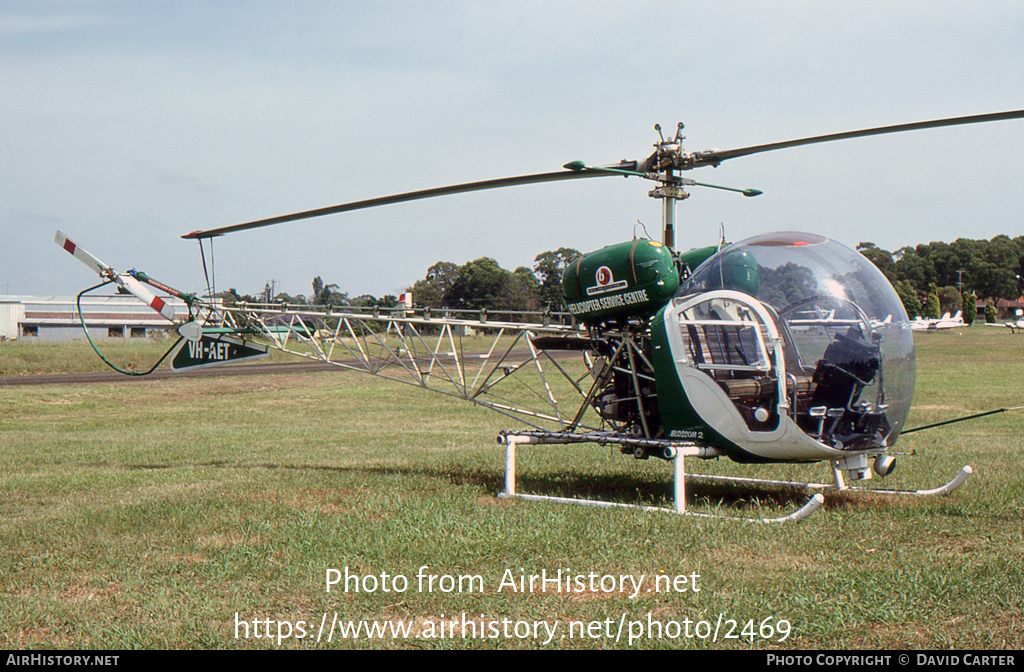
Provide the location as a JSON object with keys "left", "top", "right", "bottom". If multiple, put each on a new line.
{"left": 225, "top": 235, "right": 1023, "bottom": 320}
{"left": 220, "top": 278, "right": 400, "bottom": 309}
{"left": 857, "top": 235, "right": 1024, "bottom": 319}
{"left": 410, "top": 248, "right": 581, "bottom": 312}
{"left": 218, "top": 248, "right": 582, "bottom": 312}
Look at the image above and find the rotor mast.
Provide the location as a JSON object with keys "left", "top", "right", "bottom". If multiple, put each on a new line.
{"left": 646, "top": 123, "right": 690, "bottom": 250}
{"left": 650, "top": 181, "right": 688, "bottom": 250}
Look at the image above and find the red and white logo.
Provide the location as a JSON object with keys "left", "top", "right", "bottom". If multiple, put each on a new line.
{"left": 587, "top": 266, "right": 629, "bottom": 296}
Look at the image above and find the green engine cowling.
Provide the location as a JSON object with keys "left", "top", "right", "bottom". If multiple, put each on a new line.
{"left": 562, "top": 239, "right": 680, "bottom": 325}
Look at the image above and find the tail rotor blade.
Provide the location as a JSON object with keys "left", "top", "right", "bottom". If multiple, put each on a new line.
{"left": 55, "top": 231, "right": 114, "bottom": 278}
{"left": 116, "top": 274, "right": 178, "bottom": 322}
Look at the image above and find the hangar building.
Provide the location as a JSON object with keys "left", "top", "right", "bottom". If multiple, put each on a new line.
{"left": 0, "top": 295, "right": 189, "bottom": 341}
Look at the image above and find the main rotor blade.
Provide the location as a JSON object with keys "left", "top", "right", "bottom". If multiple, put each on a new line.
{"left": 182, "top": 169, "right": 612, "bottom": 239}
{"left": 182, "top": 108, "right": 1024, "bottom": 240}
{"left": 692, "top": 109, "right": 1024, "bottom": 167}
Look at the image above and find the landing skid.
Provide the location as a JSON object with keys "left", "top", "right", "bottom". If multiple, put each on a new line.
{"left": 687, "top": 464, "right": 973, "bottom": 498}
{"left": 497, "top": 432, "right": 825, "bottom": 524}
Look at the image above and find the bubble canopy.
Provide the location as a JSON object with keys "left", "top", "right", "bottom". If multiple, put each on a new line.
{"left": 680, "top": 231, "right": 915, "bottom": 445}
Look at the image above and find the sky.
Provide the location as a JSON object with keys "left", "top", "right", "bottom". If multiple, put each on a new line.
{"left": 3, "top": 1, "right": 1024, "bottom": 300}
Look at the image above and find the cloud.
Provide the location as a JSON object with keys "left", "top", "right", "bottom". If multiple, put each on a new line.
{"left": 0, "top": 13, "right": 105, "bottom": 35}
{"left": 2, "top": 3, "right": 1024, "bottom": 299}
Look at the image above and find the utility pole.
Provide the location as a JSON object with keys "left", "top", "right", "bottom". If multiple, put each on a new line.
{"left": 956, "top": 269, "right": 968, "bottom": 295}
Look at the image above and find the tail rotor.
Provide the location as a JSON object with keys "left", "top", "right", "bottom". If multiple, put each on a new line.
{"left": 55, "top": 231, "right": 179, "bottom": 322}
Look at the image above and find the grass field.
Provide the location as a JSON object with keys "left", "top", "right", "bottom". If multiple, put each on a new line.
{"left": 0, "top": 328, "right": 1021, "bottom": 649}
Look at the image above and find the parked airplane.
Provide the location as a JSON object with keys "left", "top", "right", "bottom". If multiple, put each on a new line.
{"left": 910, "top": 311, "right": 963, "bottom": 331}
{"left": 987, "top": 316, "right": 1024, "bottom": 333}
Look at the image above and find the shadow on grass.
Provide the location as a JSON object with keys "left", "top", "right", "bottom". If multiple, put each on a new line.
{"left": 421, "top": 461, "right": 821, "bottom": 514}
{"left": 157, "top": 458, "right": 820, "bottom": 514}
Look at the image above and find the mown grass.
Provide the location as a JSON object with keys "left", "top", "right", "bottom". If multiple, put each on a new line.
{"left": 0, "top": 338, "right": 173, "bottom": 375}
{"left": 0, "top": 327, "right": 1021, "bottom": 649}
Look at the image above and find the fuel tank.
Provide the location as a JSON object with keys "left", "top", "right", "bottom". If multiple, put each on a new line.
{"left": 562, "top": 239, "right": 680, "bottom": 325}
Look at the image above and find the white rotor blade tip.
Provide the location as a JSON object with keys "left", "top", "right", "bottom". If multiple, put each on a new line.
{"left": 54, "top": 231, "right": 112, "bottom": 277}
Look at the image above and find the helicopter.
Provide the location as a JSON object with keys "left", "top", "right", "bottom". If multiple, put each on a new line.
{"left": 56, "top": 109, "right": 1024, "bottom": 522}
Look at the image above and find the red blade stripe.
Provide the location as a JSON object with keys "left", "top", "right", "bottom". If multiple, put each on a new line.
{"left": 151, "top": 296, "right": 166, "bottom": 313}
{"left": 63, "top": 239, "right": 76, "bottom": 254}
